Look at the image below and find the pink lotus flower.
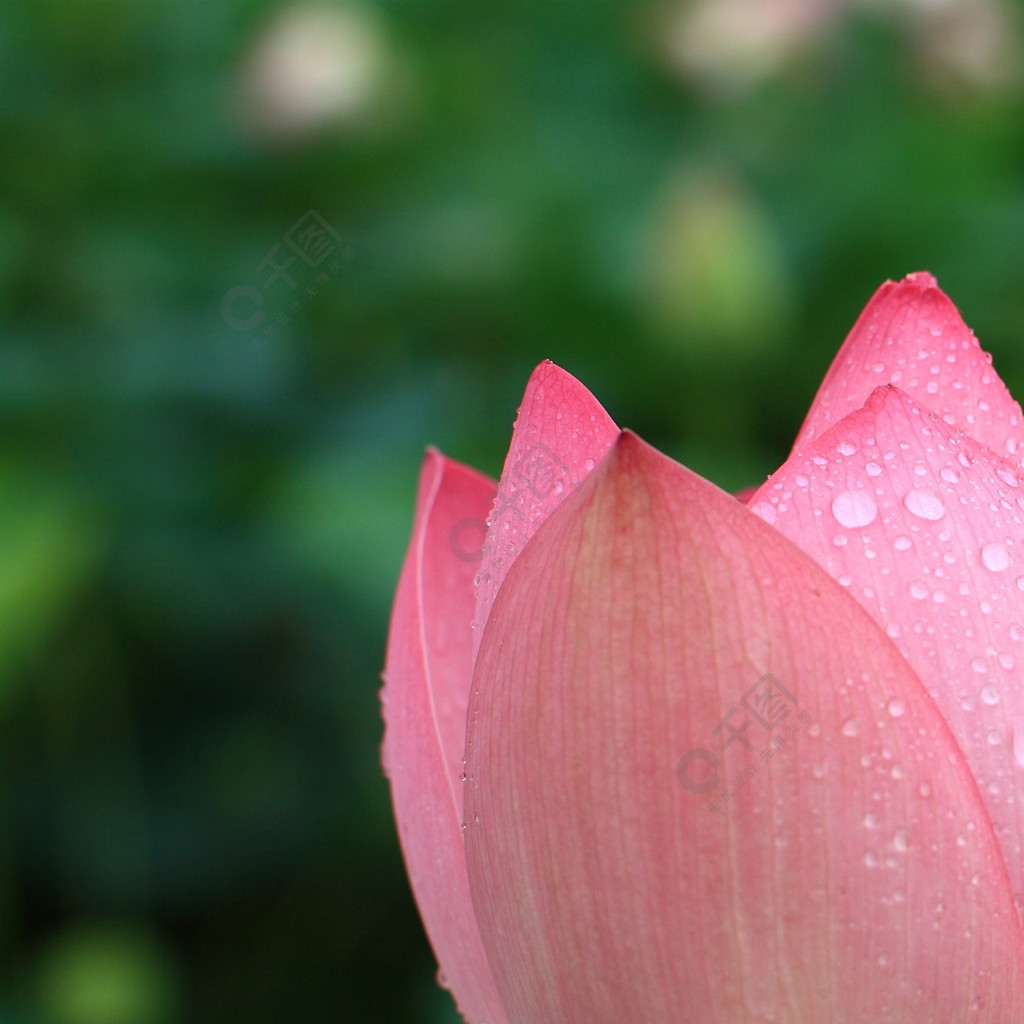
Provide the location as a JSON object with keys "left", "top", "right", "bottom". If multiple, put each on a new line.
{"left": 381, "top": 272, "right": 1024, "bottom": 1023}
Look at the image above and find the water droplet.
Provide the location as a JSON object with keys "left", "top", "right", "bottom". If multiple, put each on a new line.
{"left": 893, "top": 535, "right": 913, "bottom": 551}
{"left": 892, "top": 828, "right": 908, "bottom": 852}
{"left": 751, "top": 501, "right": 776, "bottom": 525}
{"left": 981, "top": 542, "right": 1010, "bottom": 572}
{"left": 842, "top": 717, "right": 859, "bottom": 737}
{"left": 837, "top": 441, "right": 857, "bottom": 456}
{"left": 999, "top": 652, "right": 1016, "bottom": 671}
{"left": 909, "top": 581, "right": 929, "bottom": 600}
{"left": 973, "top": 658, "right": 989, "bottom": 676}
{"left": 999, "top": 468, "right": 1019, "bottom": 488}
{"left": 1014, "top": 725, "right": 1024, "bottom": 768}
{"left": 887, "top": 697, "right": 907, "bottom": 718}
{"left": 832, "top": 490, "right": 878, "bottom": 528}
{"left": 940, "top": 466, "right": 960, "bottom": 484}
{"left": 863, "top": 812, "right": 878, "bottom": 829}
{"left": 980, "top": 684, "right": 1000, "bottom": 706}
{"left": 865, "top": 461, "right": 882, "bottom": 477}
{"left": 904, "top": 489, "right": 945, "bottom": 520}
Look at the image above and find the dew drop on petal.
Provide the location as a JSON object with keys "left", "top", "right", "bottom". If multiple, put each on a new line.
{"left": 837, "top": 441, "right": 857, "bottom": 456}
{"left": 981, "top": 543, "right": 1010, "bottom": 572}
{"left": 865, "top": 461, "right": 882, "bottom": 477}
{"left": 832, "top": 490, "right": 878, "bottom": 528}
{"left": 980, "top": 684, "right": 1000, "bottom": 705}
{"left": 751, "top": 501, "right": 776, "bottom": 525}
{"left": 893, "top": 536, "right": 913, "bottom": 552}
{"left": 904, "top": 489, "right": 945, "bottom": 520}
{"left": 887, "top": 697, "right": 907, "bottom": 718}
{"left": 841, "top": 717, "right": 859, "bottom": 737}
{"left": 940, "top": 466, "right": 960, "bottom": 484}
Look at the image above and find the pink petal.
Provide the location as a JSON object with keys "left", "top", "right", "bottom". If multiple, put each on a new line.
{"left": 472, "top": 361, "right": 619, "bottom": 661}
{"left": 465, "top": 432, "right": 1024, "bottom": 1023}
{"left": 752, "top": 383, "right": 1024, "bottom": 912}
{"left": 793, "top": 272, "right": 1024, "bottom": 463}
{"left": 381, "top": 450, "right": 508, "bottom": 1024}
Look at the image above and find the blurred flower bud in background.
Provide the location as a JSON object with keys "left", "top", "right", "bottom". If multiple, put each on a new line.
{"left": 666, "top": 0, "right": 839, "bottom": 94}
{"left": 643, "top": 165, "right": 793, "bottom": 360}
{"left": 878, "top": 0, "right": 1021, "bottom": 93}
{"left": 237, "top": 3, "right": 406, "bottom": 143}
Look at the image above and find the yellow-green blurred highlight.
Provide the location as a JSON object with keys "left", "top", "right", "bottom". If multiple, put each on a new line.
{"left": 35, "top": 923, "right": 178, "bottom": 1024}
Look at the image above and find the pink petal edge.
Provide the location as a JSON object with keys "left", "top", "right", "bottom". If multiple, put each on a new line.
{"left": 382, "top": 450, "right": 508, "bottom": 1024}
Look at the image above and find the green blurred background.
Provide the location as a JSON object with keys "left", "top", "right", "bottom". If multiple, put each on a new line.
{"left": 1, "top": 0, "right": 1023, "bottom": 1021}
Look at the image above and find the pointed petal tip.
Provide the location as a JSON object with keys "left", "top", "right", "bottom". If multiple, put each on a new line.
{"left": 523, "top": 358, "right": 588, "bottom": 392}
{"left": 899, "top": 269, "right": 939, "bottom": 289}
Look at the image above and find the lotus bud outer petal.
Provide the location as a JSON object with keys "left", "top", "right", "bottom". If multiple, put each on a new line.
{"left": 465, "top": 431, "right": 1024, "bottom": 1024}
{"left": 382, "top": 450, "right": 508, "bottom": 1024}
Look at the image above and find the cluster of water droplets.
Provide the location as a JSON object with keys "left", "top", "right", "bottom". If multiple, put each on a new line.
{"left": 749, "top": 384, "right": 1024, "bottom": 918}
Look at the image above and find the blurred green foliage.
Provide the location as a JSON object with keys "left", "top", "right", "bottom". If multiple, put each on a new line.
{"left": 0, "top": 0, "right": 1023, "bottom": 1022}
